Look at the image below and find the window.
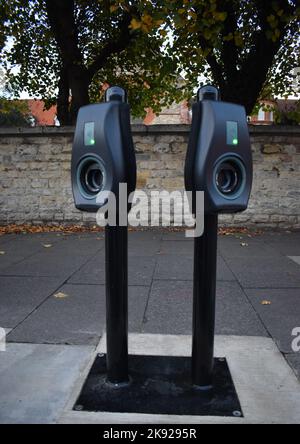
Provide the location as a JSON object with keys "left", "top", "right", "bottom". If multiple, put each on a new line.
{"left": 258, "top": 108, "right": 265, "bottom": 121}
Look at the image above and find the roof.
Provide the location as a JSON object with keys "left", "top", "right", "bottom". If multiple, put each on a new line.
{"left": 26, "top": 100, "right": 57, "bottom": 126}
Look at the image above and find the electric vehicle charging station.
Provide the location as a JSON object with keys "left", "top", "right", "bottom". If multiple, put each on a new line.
{"left": 185, "top": 85, "right": 253, "bottom": 388}
{"left": 71, "top": 86, "right": 136, "bottom": 385}
{"left": 70, "top": 84, "right": 249, "bottom": 418}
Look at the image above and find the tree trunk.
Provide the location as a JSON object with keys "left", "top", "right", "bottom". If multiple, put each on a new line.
{"left": 57, "top": 67, "right": 71, "bottom": 126}
{"left": 45, "top": 0, "right": 90, "bottom": 125}
{"left": 68, "top": 64, "right": 90, "bottom": 125}
{"left": 201, "top": 0, "right": 291, "bottom": 115}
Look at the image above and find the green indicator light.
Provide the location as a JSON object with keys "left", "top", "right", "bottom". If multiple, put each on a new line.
{"left": 226, "top": 121, "right": 238, "bottom": 146}
{"left": 84, "top": 122, "right": 95, "bottom": 146}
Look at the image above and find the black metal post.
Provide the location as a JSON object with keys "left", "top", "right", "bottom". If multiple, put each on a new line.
{"left": 192, "top": 213, "right": 218, "bottom": 389}
{"left": 105, "top": 224, "right": 129, "bottom": 384}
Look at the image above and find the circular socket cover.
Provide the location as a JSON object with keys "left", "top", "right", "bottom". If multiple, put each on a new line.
{"left": 213, "top": 156, "right": 246, "bottom": 200}
{"left": 77, "top": 156, "right": 106, "bottom": 199}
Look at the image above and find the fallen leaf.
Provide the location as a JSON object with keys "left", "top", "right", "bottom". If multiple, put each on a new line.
{"left": 54, "top": 292, "right": 69, "bottom": 299}
{"left": 240, "top": 242, "right": 249, "bottom": 247}
{"left": 0, "top": 251, "right": 5, "bottom": 255}
{"left": 43, "top": 244, "right": 52, "bottom": 248}
{"left": 261, "top": 300, "right": 272, "bottom": 306}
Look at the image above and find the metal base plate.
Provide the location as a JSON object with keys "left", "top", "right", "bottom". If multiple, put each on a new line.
{"left": 74, "top": 354, "right": 242, "bottom": 417}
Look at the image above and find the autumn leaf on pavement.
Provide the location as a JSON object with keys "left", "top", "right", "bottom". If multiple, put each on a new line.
{"left": 261, "top": 300, "right": 272, "bottom": 305}
{"left": 54, "top": 292, "right": 69, "bottom": 299}
{"left": 43, "top": 244, "right": 52, "bottom": 248}
{"left": 0, "top": 251, "right": 5, "bottom": 255}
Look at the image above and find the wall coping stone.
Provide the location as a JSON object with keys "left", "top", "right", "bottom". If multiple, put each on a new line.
{"left": 0, "top": 124, "right": 299, "bottom": 137}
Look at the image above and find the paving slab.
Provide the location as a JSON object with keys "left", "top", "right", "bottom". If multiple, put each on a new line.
{"left": 8, "top": 284, "right": 149, "bottom": 345}
{"left": 225, "top": 255, "right": 300, "bottom": 288}
{"left": 0, "top": 343, "right": 94, "bottom": 424}
{"left": 128, "top": 231, "right": 162, "bottom": 242}
{"left": 0, "top": 234, "right": 17, "bottom": 246}
{"left": 60, "top": 334, "right": 300, "bottom": 424}
{"left": 143, "top": 280, "right": 267, "bottom": 337}
{"left": 161, "top": 231, "right": 193, "bottom": 241}
{"left": 158, "top": 240, "right": 194, "bottom": 256}
{"left": 219, "top": 236, "right": 281, "bottom": 258}
{"left": 215, "top": 281, "right": 268, "bottom": 337}
{"left": 0, "top": 237, "right": 104, "bottom": 278}
{"left": 245, "top": 288, "right": 300, "bottom": 353}
{"left": 1, "top": 253, "right": 86, "bottom": 278}
{"left": 69, "top": 251, "right": 156, "bottom": 286}
{"left": 261, "top": 232, "right": 300, "bottom": 256}
{"left": 43, "top": 236, "right": 105, "bottom": 256}
{"left": 0, "top": 237, "right": 49, "bottom": 271}
{"left": 154, "top": 254, "right": 235, "bottom": 281}
{"left": 154, "top": 255, "right": 193, "bottom": 280}
{"left": 128, "top": 240, "right": 161, "bottom": 257}
{"left": 0, "top": 276, "right": 64, "bottom": 328}
{"left": 142, "top": 280, "right": 193, "bottom": 334}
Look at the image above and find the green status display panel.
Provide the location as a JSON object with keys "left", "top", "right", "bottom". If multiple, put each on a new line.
{"left": 226, "top": 121, "right": 238, "bottom": 146}
{"left": 84, "top": 122, "right": 95, "bottom": 146}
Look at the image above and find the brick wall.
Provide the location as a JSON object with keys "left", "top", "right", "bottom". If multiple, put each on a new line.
{"left": 0, "top": 125, "right": 299, "bottom": 228}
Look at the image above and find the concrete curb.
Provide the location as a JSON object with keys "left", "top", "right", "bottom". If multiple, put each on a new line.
{"left": 59, "top": 334, "right": 300, "bottom": 424}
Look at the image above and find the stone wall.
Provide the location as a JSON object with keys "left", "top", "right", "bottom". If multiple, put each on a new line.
{"left": 0, "top": 125, "right": 299, "bottom": 228}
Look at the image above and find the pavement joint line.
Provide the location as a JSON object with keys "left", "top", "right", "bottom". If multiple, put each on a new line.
{"left": 141, "top": 241, "right": 162, "bottom": 331}
{"left": 283, "top": 354, "right": 300, "bottom": 381}
{"left": 149, "top": 278, "right": 236, "bottom": 282}
{"left": 5, "top": 340, "right": 99, "bottom": 347}
{"left": 6, "top": 243, "right": 105, "bottom": 337}
{"left": 63, "top": 282, "right": 151, "bottom": 288}
{"left": 0, "top": 243, "right": 51, "bottom": 274}
{"left": 235, "top": 286, "right": 300, "bottom": 290}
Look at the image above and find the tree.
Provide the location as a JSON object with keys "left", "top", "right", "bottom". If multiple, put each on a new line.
{"left": 0, "top": 66, "right": 32, "bottom": 127}
{"left": 0, "top": 2, "right": 9, "bottom": 51}
{"left": 1, "top": 0, "right": 180, "bottom": 125}
{"left": 0, "top": 98, "right": 31, "bottom": 127}
{"left": 169, "top": 0, "right": 300, "bottom": 114}
{"left": 1, "top": 1, "right": 299, "bottom": 123}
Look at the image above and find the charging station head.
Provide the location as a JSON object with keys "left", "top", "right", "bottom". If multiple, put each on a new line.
{"left": 105, "top": 86, "right": 127, "bottom": 103}
{"left": 71, "top": 87, "right": 136, "bottom": 213}
{"left": 197, "top": 85, "right": 220, "bottom": 102}
{"left": 185, "top": 85, "right": 252, "bottom": 215}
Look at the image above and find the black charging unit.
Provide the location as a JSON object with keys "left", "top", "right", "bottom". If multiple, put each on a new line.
{"left": 71, "top": 86, "right": 136, "bottom": 385}
{"left": 185, "top": 85, "right": 253, "bottom": 388}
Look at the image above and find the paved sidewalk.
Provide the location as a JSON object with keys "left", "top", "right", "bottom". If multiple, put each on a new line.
{"left": 0, "top": 230, "right": 300, "bottom": 372}
{"left": 0, "top": 229, "right": 299, "bottom": 422}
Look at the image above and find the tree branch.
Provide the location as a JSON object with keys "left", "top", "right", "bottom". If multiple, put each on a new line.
{"left": 197, "top": 34, "right": 225, "bottom": 89}
{"left": 45, "top": 0, "right": 83, "bottom": 67}
{"left": 87, "top": 12, "right": 136, "bottom": 80}
{"left": 56, "top": 66, "right": 70, "bottom": 125}
{"left": 219, "top": 1, "right": 239, "bottom": 81}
